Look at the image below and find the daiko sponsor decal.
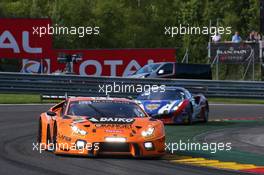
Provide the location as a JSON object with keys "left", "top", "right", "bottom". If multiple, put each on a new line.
{"left": 89, "top": 117, "right": 135, "bottom": 124}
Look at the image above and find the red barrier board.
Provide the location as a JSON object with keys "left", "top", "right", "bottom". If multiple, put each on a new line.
{"left": 52, "top": 49, "right": 176, "bottom": 76}
{"left": 0, "top": 18, "right": 52, "bottom": 58}
{"left": 0, "top": 18, "right": 176, "bottom": 76}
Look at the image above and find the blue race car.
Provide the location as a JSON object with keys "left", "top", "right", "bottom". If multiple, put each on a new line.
{"left": 135, "top": 87, "right": 209, "bottom": 124}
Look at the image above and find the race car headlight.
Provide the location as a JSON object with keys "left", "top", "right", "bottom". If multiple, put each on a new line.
{"left": 172, "top": 106, "right": 178, "bottom": 111}
{"left": 105, "top": 137, "right": 126, "bottom": 142}
{"left": 141, "top": 127, "right": 155, "bottom": 137}
{"left": 76, "top": 140, "right": 86, "bottom": 149}
{"left": 71, "top": 125, "right": 87, "bottom": 135}
{"left": 144, "top": 142, "right": 154, "bottom": 150}
{"left": 172, "top": 101, "right": 183, "bottom": 111}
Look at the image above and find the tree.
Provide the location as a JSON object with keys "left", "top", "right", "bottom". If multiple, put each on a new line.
{"left": 0, "top": 0, "right": 260, "bottom": 63}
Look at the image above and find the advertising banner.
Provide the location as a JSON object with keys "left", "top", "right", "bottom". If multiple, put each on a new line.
{"left": 0, "top": 18, "right": 52, "bottom": 58}
{"left": 51, "top": 49, "right": 176, "bottom": 76}
{"left": 0, "top": 18, "right": 176, "bottom": 76}
{"left": 21, "top": 59, "right": 50, "bottom": 74}
{"left": 210, "top": 42, "right": 260, "bottom": 63}
{"left": 21, "top": 49, "right": 176, "bottom": 76}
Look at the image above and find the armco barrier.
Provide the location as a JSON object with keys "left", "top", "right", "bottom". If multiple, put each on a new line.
{"left": 0, "top": 72, "right": 264, "bottom": 99}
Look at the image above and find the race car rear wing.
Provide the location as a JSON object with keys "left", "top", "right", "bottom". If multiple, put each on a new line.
{"left": 40, "top": 93, "right": 76, "bottom": 102}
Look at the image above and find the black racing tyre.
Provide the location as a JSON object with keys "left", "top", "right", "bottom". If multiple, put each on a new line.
{"left": 37, "top": 118, "right": 42, "bottom": 143}
{"left": 202, "top": 108, "right": 209, "bottom": 123}
{"left": 47, "top": 125, "right": 51, "bottom": 145}
{"left": 52, "top": 123, "right": 58, "bottom": 153}
{"left": 187, "top": 111, "right": 193, "bottom": 125}
{"left": 187, "top": 103, "right": 193, "bottom": 125}
{"left": 202, "top": 103, "right": 209, "bottom": 123}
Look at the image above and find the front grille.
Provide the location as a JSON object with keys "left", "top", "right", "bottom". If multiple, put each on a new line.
{"left": 99, "top": 143, "right": 130, "bottom": 152}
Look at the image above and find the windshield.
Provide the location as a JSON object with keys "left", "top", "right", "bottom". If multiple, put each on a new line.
{"left": 137, "top": 90, "right": 185, "bottom": 100}
{"left": 134, "top": 63, "right": 161, "bottom": 74}
{"left": 67, "top": 100, "right": 147, "bottom": 118}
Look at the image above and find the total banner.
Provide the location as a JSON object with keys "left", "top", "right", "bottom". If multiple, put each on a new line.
{"left": 53, "top": 49, "right": 176, "bottom": 77}
{"left": 0, "top": 18, "right": 176, "bottom": 76}
{"left": 20, "top": 49, "right": 176, "bottom": 76}
{"left": 209, "top": 42, "right": 260, "bottom": 64}
{"left": 0, "top": 18, "right": 53, "bottom": 58}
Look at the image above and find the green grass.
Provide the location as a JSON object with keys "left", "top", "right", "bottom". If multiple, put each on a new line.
{"left": 165, "top": 121, "right": 234, "bottom": 143}
{"left": 0, "top": 93, "right": 263, "bottom": 104}
{"left": 165, "top": 120, "right": 264, "bottom": 166}
{"left": 208, "top": 97, "right": 264, "bottom": 104}
{"left": 0, "top": 93, "right": 60, "bottom": 104}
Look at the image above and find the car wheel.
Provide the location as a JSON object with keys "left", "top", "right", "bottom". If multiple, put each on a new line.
{"left": 187, "top": 103, "right": 193, "bottom": 125}
{"left": 173, "top": 116, "right": 178, "bottom": 124}
{"left": 52, "top": 123, "right": 58, "bottom": 153}
{"left": 187, "top": 111, "right": 193, "bottom": 125}
{"left": 38, "top": 118, "right": 42, "bottom": 143}
{"left": 202, "top": 105, "right": 209, "bottom": 123}
{"left": 47, "top": 125, "right": 51, "bottom": 145}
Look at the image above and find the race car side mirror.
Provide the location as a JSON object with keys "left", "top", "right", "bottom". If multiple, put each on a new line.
{"left": 47, "top": 111, "right": 56, "bottom": 116}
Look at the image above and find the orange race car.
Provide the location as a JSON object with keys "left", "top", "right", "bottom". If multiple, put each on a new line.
{"left": 38, "top": 97, "right": 165, "bottom": 157}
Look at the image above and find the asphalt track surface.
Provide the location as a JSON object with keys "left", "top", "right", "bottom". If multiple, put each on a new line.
{"left": 0, "top": 104, "right": 263, "bottom": 175}
{"left": 199, "top": 125, "right": 264, "bottom": 156}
